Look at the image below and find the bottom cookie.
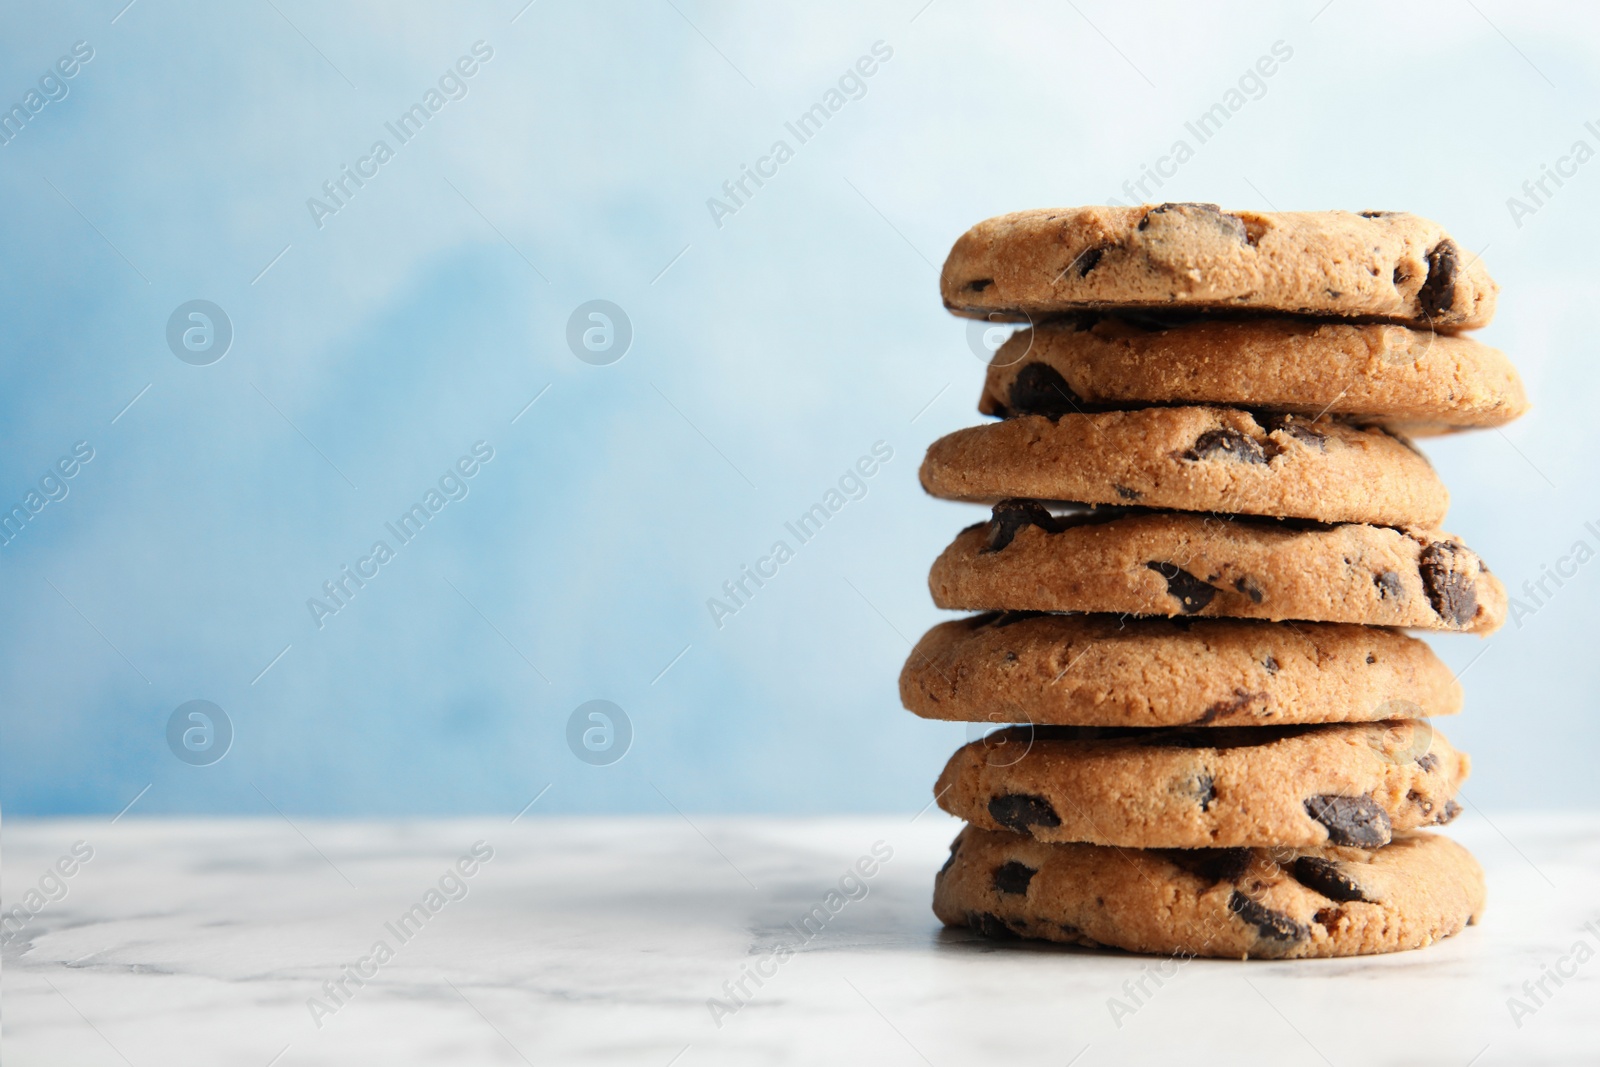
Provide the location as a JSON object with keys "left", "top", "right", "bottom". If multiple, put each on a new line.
{"left": 934, "top": 826, "right": 1484, "bottom": 959}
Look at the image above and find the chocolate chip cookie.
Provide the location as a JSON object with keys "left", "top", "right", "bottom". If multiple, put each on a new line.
{"left": 934, "top": 826, "right": 1485, "bottom": 958}
{"left": 928, "top": 503, "right": 1506, "bottom": 633}
{"left": 941, "top": 204, "right": 1496, "bottom": 329}
{"left": 981, "top": 315, "right": 1528, "bottom": 436}
{"left": 900, "top": 613, "right": 1460, "bottom": 727}
{"left": 936, "top": 720, "right": 1464, "bottom": 850}
{"left": 920, "top": 408, "right": 1447, "bottom": 526}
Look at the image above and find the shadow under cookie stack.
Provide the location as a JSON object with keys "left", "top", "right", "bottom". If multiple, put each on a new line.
{"left": 902, "top": 203, "right": 1528, "bottom": 959}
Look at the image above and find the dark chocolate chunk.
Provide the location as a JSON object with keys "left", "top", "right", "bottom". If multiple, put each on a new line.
{"left": 1182, "top": 427, "right": 1270, "bottom": 465}
{"left": 1160, "top": 846, "right": 1252, "bottom": 885}
{"left": 1146, "top": 562, "right": 1218, "bottom": 614}
{"left": 1139, "top": 203, "right": 1247, "bottom": 245}
{"left": 1373, "top": 570, "right": 1403, "bottom": 601}
{"left": 1439, "top": 799, "right": 1463, "bottom": 824}
{"left": 967, "top": 911, "right": 1019, "bottom": 940}
{"left": 1418, "top": 240, "right": 1459, "bottom": 317}
{"left": 1076, "top": 246, "right": 1106, "bottom": 276}
{"left": 1262, "top": 655, "right": 1279, "bottom": 675}
{"left": 1006, "top": 363, "right": 1086, "bottom": 420}
{"left": 1228, "top": 891, "right": 1309, "bottom": 942}
{"left": 1360, "top": 210, "right": 1399, "bottom": 218}
{"left": 988, "top": 793, "right": 1062, "bottom": 833}
{"left": 1189, "top": 772, "right": 1216, "bottom": 812}
{"left": 992, "top": 860, "right": 1037, "bottom": 895}
{"left": 966, "top": 278, "right": 993, "bottom": 293}
{"left": 984, "top": 499, "right": 1062, "bottom": 553}
{"left": 1194, "top": 688, "right": 1263, "bottom": 724}
{"left": 1113, "top": 483, "right": 1142, "bottom": 501}
{"left": 1418, "top": 541, "right": 1478, "bottom": 626}
{"left": 1233, "top": 576, "right": 1265, "bottom": 604}
{"left": 1415, "top": 753, "right": 1440, "bottom": 773}
{"left": 1290, "top": 856, "right": 1369, "bottom": 902}
{"left": 1263, "top": 415, "right": 1328, "bottom": 451}
{"left": 1304, "top": 794, "right": 1392, "bottom": 847}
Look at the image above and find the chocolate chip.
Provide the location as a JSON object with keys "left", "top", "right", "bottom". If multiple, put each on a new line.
{"left": 1194, "top": 688, "right": 1263, "bottom": 724}
{"left": 967, "top": 911, "right": 1019, "bottom": 939}
{"left": 1228, "top": 891, "right": 1309, "bottom": 942}
{"left": 1076, "top": 246, "right": 1106, "bottom": 276}
{"left": 1262, "top": 655, "right": 1279, "bottom": 675}
{"left": 1366, "top": 653, "right": 1377, "bottom": 664}
{"left": 992, "top": 860, "right": 1037, "bottom": 895}
{"left": 1360, "top": 210, "right": 1398, "bottom": 218}
{"left": 1262, "top": 415, "right": 1328, "bottom": 451}
{"left": 966, "top": 278, "right": 993, "bottom": 293}
{"left": 1418, "top": 240, "right": 1459, "bottom": 317}
{"left": 1438, "top": 799, "right": 1463, "bottom": 824}
{"left": 1290, "top": 856, "right": 1369, "bottom": 902}
{"left": 1006, "top": 363, "right": 1086, "bottom": 420}
{"left": 984, "top": 499, "right": 1062, "bottom": 553}
{"left": 1418, "top": 541, "right": 1478, "bottom": 626}
{"left": 1233, "top": 576, "right": 1264, "bottom": 604}
{"left": 1416, "top": 753, "right": 1440, "bottom": 773}
{"left": 1114, "top": 483, "right": 1142, "bottom": 501}
{"left": 1139, "top": 203, "right": 1247, "bottom": 245}
{"left": 988, "top": 793, "right": 1062, "bottom": 833}
{"left": 1182, "top": 427, "right": 1270, "bottom": 465}
{"left": 1374, "top": 571, "right": 1403, "bottom": 601}
{"left": 1189, "top": 773, "right": 1216, "bottom": 812}
{"left": 1161, "top": 847, "right": 1251, "bottom": 885}
{"left": 1147, "top": 562, "right": 1218, "bottom": 614}
{"left": 1304, "top": 794, "right": 1392, "bottom": 847}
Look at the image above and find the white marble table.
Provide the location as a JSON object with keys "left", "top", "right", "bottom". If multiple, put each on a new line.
{"left": 3, "top": 813, "right": 1597, "bottom": 1066}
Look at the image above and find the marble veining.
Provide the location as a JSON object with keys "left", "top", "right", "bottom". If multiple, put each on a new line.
{"left": 3, "top": 814, "right": 1598, "bottom": 1065}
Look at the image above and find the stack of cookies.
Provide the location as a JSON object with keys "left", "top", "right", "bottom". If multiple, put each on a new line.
{"left": 902, "top": 203, "right": 1528, "bottom": 958}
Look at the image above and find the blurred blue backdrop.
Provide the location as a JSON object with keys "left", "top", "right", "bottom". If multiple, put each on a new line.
{"left": 0, "top": 0, "right": 1590, "bottom": 816}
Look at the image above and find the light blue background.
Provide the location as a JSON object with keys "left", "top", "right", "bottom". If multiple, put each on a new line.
{"left": 0, "top": 0, "right": 1590, "bottom": 816}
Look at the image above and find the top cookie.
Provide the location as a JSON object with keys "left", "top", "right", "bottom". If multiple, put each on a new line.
{"left": 981, "top": 316, "right": 1528, "bottom": 436}
{"left": 941, "top": 204, "right": 1497, "bottom": 329}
